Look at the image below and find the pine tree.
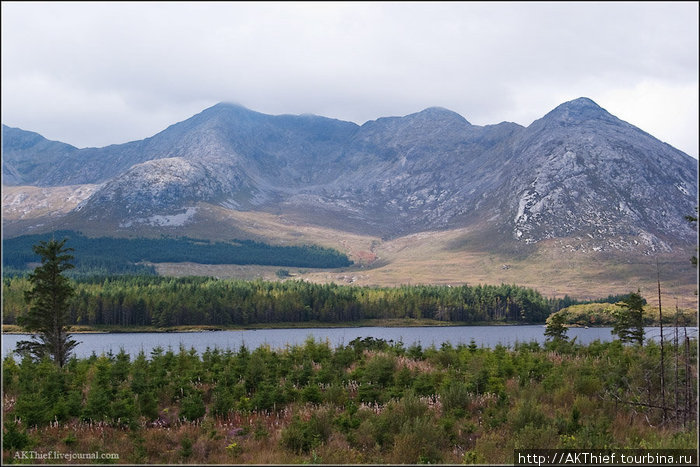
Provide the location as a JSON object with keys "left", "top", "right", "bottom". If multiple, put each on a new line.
{"left": 611, "top": 291, "right": 645, "bottom": 345}
{"left": 16, "top": 238, "right": 78, "bottom": 366}
{"left": 544, "top": 312, "right": 569, "bottom": 342}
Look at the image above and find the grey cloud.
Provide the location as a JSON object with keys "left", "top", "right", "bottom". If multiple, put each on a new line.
{"left": 1, "top": 2, "right": 697, "bottom": 157}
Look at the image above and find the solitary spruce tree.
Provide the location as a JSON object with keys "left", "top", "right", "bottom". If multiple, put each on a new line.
{"left": 16, "top": 238, "right": 78, "bottom": 366}
{"left": 612, "top": 291, "right": 645, "bottom": 345}
{"left": 544, "top": 312, "right": 569, "bottom": 343}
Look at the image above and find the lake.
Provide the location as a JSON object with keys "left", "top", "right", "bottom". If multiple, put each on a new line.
{"left": 3, "top": 325, "right": 697, "bottom": 360}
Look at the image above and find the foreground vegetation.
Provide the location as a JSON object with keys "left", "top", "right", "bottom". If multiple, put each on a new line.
{"left": 2, "top": 337, "right": 696, "bottom": 464}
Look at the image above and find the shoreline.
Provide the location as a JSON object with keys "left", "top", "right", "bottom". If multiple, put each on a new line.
{"left": 4, "top": 320, "right": 694, "bottom": 335}
{"left": 2, "top": 319, "right": 536, "bottom": 334}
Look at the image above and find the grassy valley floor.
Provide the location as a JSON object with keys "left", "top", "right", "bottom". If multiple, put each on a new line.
{"left": 44, "top": 205, "right": 697, "bottom": 310}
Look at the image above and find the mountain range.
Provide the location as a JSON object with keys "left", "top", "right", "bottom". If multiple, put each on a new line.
{"left": 2, "top": 97, "right": 698, "bottom": 303}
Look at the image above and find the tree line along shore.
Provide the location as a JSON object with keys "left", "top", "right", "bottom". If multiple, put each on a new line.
{"left": 8, "top": 274, "right": 693, "bottom": 330}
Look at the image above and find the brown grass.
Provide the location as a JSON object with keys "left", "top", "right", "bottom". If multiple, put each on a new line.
{"left": 141, "top": 209, "right": 697, "bottom": 310}
{"left": 8, "top": 200, "right": 696, "bottom": 309}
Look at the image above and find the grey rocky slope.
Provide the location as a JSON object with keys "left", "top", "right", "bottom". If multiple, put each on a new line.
{"left": 2, "top": 98, "right": 697, "bottom": 254}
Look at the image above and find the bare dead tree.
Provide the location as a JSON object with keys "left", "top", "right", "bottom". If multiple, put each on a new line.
{"left": 656, "top": 259, "right": 667, "bottom": 423}
{"left": 674, "top": 300, "right": 680, "bottom": 424}
{"left": 683, "top": 326, "right": 691, "bottom": 428}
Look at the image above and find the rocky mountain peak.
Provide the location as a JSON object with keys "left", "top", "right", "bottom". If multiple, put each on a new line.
{"left": 2, "top": 124, "right": 76, "bottom": 152}
{"left": 409, "top": 107, "right": 471, "bottom": 125}
{"left": 538, "top": 97, "right": 617, "bottom": 126}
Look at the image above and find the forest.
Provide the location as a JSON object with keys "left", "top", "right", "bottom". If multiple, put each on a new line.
{"left": 3, "top": 276, "right": 557, "bottom": 327}
{"left": 2, "top": 336, "right": 696, "bottom": 464}
{"left": 2, "top": 231, "right": 353, "bottom": 276}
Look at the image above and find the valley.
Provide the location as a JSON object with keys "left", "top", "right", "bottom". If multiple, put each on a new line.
{"left": 138, "top": 207, "right": 700, "bottom": 310}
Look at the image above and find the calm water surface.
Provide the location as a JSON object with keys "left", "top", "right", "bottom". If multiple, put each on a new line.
{"left": 2, "top": 326, "right": 696, "bottom": 359}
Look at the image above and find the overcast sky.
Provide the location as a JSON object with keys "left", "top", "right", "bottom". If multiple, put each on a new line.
{"left": 2, "top": 2, "right": 698, "bottom": 158}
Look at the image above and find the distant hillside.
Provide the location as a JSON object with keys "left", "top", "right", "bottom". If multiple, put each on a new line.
{"left": 2, "top": 231, "right": 353, "bottom": 276}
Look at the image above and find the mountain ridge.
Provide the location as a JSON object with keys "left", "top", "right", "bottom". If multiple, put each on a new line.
{"left": 2, "top": 98, "right": 697, "bottom": 259}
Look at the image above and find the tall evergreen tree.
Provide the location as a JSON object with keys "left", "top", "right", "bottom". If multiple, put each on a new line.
{"left": 544, "top": 312, "right": 569, "bottom": 342}
{"left": 611, "top": 290, "right": 645, "bottom": 345}
{"left": 16, "top": 238, "right": 78, "bottom": 366}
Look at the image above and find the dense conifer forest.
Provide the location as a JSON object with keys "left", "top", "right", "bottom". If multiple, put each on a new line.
{"left": 2, "top": 231, "right": 353, "bottom": 276}
{"left": 3, "top": 276, "right": 556, "bottom": 327}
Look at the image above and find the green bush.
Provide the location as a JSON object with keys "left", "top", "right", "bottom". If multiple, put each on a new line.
{"left": 412, "top": 371, "right": 438, "bottom": 396}
{"left": 301, "top": 384, "right": 323, "bottom": 404}
{"left": 514, "top": 423, "right": 559, "bottom": 450}
{"left": 111, "top": 388, "right": 137, "bottom": 427}
{"left": 440, "top": 380, "right": 471, "bottom": 415}
{"left": 138, "top": 390, "right": 159, "bottom": 421}
{"left": 14, "top": 393, "right": 51, "bottom": 427}
{"left": 574, "top": 370, "right": 602, "bottom": 397}
{"left": 363, "top": 355, "right": 396, "bottom": 387}
{"left": 3, "top": 420, "right": 30, "bottom": 450}
{"left": 280, "top": 409, "right": 333, "bottom": 454}
{"left": 180, "top": 391, "right": 206, "bottom": 421}
{"left": 511, "top": 401, "right": 548, "bottom": 432}
{"left": 390, "top": 416, "right": 445, "bottom": 464}
{"left": 212, "top": 387, "right": 236, "bottom": 417}
{"left": 323, "top": 384, "right": 348, "bottom": 407}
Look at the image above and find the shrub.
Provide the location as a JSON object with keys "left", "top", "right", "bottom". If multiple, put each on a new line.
{"left": 440, "top": 380, "right": 471, "bottom": 415}
{"left": 251, "top": 385, "right": 275, "bottom": 411}
{"left": 323, "top": 384, "right": 348, "bottom": 407}
{"left": 511, "top": 401, "right": 548, "bottom": 432}
{"left": 138, "top": 390, "right": 159, "bottom": 421}
{"left": 463, "top": 449, "right": 486, "bottom": 464}
{"left": 412, "top": 372, "right": 438, "bottom": 396}
{"left": 180, "top": 391, "right": 206, "bottom": 421}
{"left": 307, "top": 408, "right": 334, "bottom": 445}
{"left": 389, "top": 416, "right": 445, "bottom": 464}
{"left": 3, "top": 420, "right": 30, "bottom": 450}
{"left": 3, "top": 356, "right": 18, "bottom": 394}
{"left": 179, "top": 436, "right": 193, "bottom": 459}
{"left": 363, "top": 354, "right": 396, "bottom": 387}
{"left": 575, "top": 418, "right": 615, "bottom": 449}
{"left": 573, "top": 369, "right": 602, "bottom": 397}
{"left": 301, "top": 384, "right": 323, "bottom": 404}
{"left": 513, "top": 423, "right": 559, "bottom": 450}
{"left": 14, "top": 392, "right": 51, "bottom": 427}
{"left": 357, "top": 383, "right": 383, "bottom": 404}
{"left": 280, "top": 413, "right": 329, "bottom": 454}
{"left": 212, "top": 387, "right": 236, "bottom": 417}
{"left": 392, "top": 392, "right": 429, "bottom": 425}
